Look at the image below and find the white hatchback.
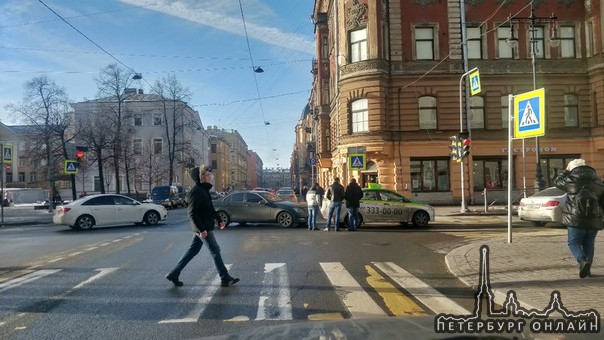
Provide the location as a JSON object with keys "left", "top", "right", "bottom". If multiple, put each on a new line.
{"left": 53, "top": 194, "right": 168, "bottom": 230}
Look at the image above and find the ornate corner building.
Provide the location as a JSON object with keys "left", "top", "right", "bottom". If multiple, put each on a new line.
{"left": 309, "top": 0, "right": 604, "bottom": 205}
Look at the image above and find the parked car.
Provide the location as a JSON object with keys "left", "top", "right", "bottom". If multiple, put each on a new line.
{"left": 53, "top": 194, "right": 168, "bottom": 230}
{"left": 151, "top": 185, "right": 182, "bottom": 209}
{"left": 276, "top": 189, "right": 298, "bottom": 203}
{"left": 518, "top": 186, "right": 566, "bottom": 227}
{"left": 320, "top": 184, "right": 435, "bottom": 228}
{"left": 213, "top": 190, "right": 307, "bottom": 228}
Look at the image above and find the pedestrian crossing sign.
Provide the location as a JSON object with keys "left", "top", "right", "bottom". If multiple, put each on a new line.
{"left": 64, "top": 160, "right": 79, "bottom": 175}
{"left": 514, "top": 88, "right": 545, "bottom": 139}
{"left": 348, "top": 153, "right": 366, "bottom": 170}
{"left": 2, "top": 145, "right": 12, "bottom": 164}
{"left": 469, "top": 69, "right": 481, "bottom": 96}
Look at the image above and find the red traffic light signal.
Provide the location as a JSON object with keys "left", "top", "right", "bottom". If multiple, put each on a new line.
{"left": 461, "top": 138, "right": 470, "bottom": 158}
{"left": 75, "top": 150, "right": 84, "bottom": 161}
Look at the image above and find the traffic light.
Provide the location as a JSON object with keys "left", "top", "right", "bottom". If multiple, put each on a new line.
{"left": 461, "top": 138, "right": 470, "bottom": 158}
{"left": 75, "top": 146, "right": 87, "bottom": 162}
{"left": 448, "top": 135, "right": 460, "bottom": 161}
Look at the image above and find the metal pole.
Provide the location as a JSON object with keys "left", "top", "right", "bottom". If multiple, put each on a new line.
{"left": 458, "top": 67, "right": 478, "bottom": 213}
{"left": 529, "top": 5, "right": 545, "bottom": 192}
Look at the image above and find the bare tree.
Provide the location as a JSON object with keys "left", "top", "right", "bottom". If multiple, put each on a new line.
{"left": 95, "top": 63, "right": 136, "bottom": 194}
{"left": 136, "top": 140, "right": 168, "bottom": 192}
{"left": 5, "top": 75, "right": 73, "bottom": 211}
{"left": 151, "top": 74, "right": 191, "bottom": 185}
{"left": 77, "top": 112, "right": 113, "bottom": 194}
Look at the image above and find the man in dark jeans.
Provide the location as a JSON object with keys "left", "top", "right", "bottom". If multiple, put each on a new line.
{"left": 344, "top": 178, "right": 363, "bottom": 231}
{"left": 324, "top": 177, "right": 345, "bottom": 231}
{"left": 166, "top": 166, "right": 239, "bottom": 287}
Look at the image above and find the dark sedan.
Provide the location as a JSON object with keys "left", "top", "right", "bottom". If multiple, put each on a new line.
{"left": 213, "top": 191, "right": 307, "bottom": 228}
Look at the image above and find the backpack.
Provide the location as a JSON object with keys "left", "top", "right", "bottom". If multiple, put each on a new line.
{"left": 574, "top": 186, "right": 600, "bottom": 218}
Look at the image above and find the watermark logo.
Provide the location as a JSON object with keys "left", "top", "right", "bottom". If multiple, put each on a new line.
{"left": 435, "top": 245, "right": 600, "bottom": 335}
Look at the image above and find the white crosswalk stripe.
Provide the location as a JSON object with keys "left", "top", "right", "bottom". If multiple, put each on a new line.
{"left": 256, "top": 263, "right": 292, "bottom": 320}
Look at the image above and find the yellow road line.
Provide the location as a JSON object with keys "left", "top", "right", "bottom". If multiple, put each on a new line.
{"left": 365, "top": 265, "right": 427, "bottom": 316}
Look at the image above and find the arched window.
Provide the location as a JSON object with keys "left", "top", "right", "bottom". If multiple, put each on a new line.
{"left": 418, "top": 96, "right": 437, "bottom": 129}
{"left": 351, "top": 98, "right": 368, "bottom": 133}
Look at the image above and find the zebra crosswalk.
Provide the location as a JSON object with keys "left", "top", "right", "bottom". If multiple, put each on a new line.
{"left": 0, "top": 261, "right": 471, "bottom": 324}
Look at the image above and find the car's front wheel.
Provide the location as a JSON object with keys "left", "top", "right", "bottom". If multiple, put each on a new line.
{"left": 217, "top": 211, "right": 231, "bottom": 228}
{"left": 75, "top": 215, "right": 94, "bottom": 230}
{"left": 277, "top": 211, "right": 294, "bottom": 228}
{"left": 144, "top": 211, "right": 160, "bottom": 225}
{"left": 411, "top": 210, "right": 430, "bottom": 228}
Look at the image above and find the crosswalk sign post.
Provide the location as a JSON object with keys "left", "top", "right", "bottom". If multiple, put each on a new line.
{"left": 2, "top": 145, "right": 12, "bottom": 164}
{"left": 469, "top": 69, "right": 481, "bottom": 96}
{"left": 64, "top": 160, "right": 79, "bottom": 175}
{"left": 513, "top": 88, "right": 545, "bottom": 139}
{"left": 348, "top": 153, "right": 366, "bottom": 171}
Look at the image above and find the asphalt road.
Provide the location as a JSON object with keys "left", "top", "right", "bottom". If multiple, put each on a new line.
{"left": 0, "top": 208, "right": 555, "bottom": 339}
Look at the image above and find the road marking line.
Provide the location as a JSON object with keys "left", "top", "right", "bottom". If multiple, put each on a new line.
{"left": 256, "top": 263, "right": 292, "bottom": 320}
{"left": 73, "top": 268, "right": 118, "bottom": 289}
{"left": 365, "top": 265, "right": 426, "bottom": 316}
{"left": 158, "top": 264, "right": 232, "bottom": 324}
{"left": 320, "top": 262, "right": 386, "bottom": 318}
{"left": 373, "top": 262, "right": 469, "bottom": 315}
{"left": 0, "top": 269, "right": 62, "bottom": 293}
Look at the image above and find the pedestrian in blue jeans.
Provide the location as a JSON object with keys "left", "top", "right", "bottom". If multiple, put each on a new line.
{"left": 324, "top": 177, "right": 345, "bottom": 231}
{"left": 554, "top": 158, "right": 604, "bottom": 279}
{"left": 344, "top": 178, "right": 363, "bottom": 231}
{"left": 306, "top": 183, "right": 321, "bottom": 230}
{"left": 166, "top": 166, "right": 239, "bottom": 287}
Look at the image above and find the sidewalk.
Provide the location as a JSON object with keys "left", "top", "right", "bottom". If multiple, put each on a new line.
{"left": 0, "top": 205, "right": 53, "bottom": 227}
{"left": 440, "top": 206, "right": 604, "bottom": 322}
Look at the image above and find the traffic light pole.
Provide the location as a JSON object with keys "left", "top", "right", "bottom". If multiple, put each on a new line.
{"left": 458, "top": 68, "right": 477, "bottom": 213}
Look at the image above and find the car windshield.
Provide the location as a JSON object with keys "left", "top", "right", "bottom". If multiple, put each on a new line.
{"left": 277, "top": 190, "right": 293, "bottom": 195}
{"left": 531, "top": 187, "right": 565, "bottom": 197}
{"left": 258, "top": 191, "right": 285, "bottom": 202}
{"left": 152, "top": 188, "right": 169, "bottom": 196}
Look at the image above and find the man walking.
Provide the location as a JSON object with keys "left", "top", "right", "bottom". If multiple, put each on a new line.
{"left": 554, "top": 158, "right": 604, "bottom": 278}
{"left": 165, "top": 166, "right": 239, "bottom": 287}
{"left": 344, "top": 178, "right": 363, "bottom": 231}
{"left": 324, "top": 177, "right": 345, "bottom": 231}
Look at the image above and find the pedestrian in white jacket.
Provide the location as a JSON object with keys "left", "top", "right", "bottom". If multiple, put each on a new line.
{"left": 306, "top": 183, "right": 321, "bottom": 230}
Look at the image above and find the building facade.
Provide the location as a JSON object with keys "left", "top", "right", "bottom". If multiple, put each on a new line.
{"left": 310, "top": 0, "right": 604, "bottom": 205}
{"left": 206, "top": 127, "right": 249, "bottom": 191}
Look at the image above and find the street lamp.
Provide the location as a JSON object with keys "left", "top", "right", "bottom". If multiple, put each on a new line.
{"left": 507, "top": 5, "right": 558, "bottom": 192}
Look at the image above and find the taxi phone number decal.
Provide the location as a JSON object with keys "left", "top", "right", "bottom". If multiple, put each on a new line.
{"left": 363, "top": 206, "right": 405, "bottom": 215}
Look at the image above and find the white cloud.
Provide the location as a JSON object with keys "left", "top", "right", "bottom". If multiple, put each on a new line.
{"left": 119, "top": 0, "right": 314, "bottom": 54}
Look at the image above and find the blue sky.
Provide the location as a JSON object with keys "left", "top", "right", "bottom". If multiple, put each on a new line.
{"left": 0, "top": 0, "right": 314, "bottom": 169}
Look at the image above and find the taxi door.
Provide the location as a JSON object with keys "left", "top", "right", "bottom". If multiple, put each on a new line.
{"left": 359, "top": 190, "right": 385, "bottom": 223}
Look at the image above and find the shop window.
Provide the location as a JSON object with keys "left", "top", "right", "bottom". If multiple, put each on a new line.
{"left": 410, "top": 158, "right": 449, "bottom": 192}
{"left": 472, "top": 159, "right": 508, "bottom": 191}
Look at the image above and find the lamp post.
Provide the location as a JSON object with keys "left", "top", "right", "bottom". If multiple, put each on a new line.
{"left": 507, "top": 6, "right": 558, "bottom": 192}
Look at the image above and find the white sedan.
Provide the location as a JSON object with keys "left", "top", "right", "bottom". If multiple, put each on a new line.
{"left": 518, "top": 187, "right": 566, "bottom": 227}
{"left": 53, "top": 194, "right": 168, "bottom": 230}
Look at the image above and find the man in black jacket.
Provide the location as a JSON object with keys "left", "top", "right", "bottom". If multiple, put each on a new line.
{"left": 344, "top": 178, "right": 363, "bottom": 231}
{"left": 324, "top": 177, "right": 345, "bottom": 231}
{"left": 166, "top": 166, "right": 239, "bottom": 287}
{"left": 554, "top": 159, "right": 604, "bottom": 278}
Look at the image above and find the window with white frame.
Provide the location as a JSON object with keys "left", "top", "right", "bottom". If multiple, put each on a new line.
{"left": 18, "top": 172, "right": 25, "bottom": 182}
{"left": 501, "top": 95, "right": 510, "bottom": 129}
{"left": 470, "top": 96, "right": 485, "bottom": 129}
{"left": 587, "top": 21, "right": 595, "bottom": 57}
{"left": 415, "top": 27, "right": 435, "bottom": 60}
{"left": 350, "top": 28, "right": 368, "bottom": 62}
{"left": 153, "top": 138, "right": 163, "bottom": 154}
{"left": 560, "top": 26, "right": 576, "bottom": 58}
{"left": 467, "top": 27, "right": 483, "bottom": 59}
{"left": 134, "top": 113, "right": 143, "bottom": 126}
{"left": 564, "top": 94, "right": 578, "bottom": 127}
{"left": 530, "top": 26, "right": 545, "bottom": 59}
{"left": 30, "top": 172, "right": 36, "bottom": 182}
{"left": 153, "top": 112, "right": 162, "bottom": 126}
{"left": 418, "top": 96, "right": 437, "bottom": 129}
{"left": 497, "top": 27, "right": 514, "bottom": 59}
{"left": 133, "top": 138, "right": 142, "bottom": 155}
{"left": 410, "top": 159, "right": 450, "bottom": 191}
{"left": 351, "top": 98, "right": 368, "bottom": 133}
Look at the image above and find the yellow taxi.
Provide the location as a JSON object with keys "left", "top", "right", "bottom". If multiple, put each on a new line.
{"left": 320, "top": 183, "right": 435, "bottom": 228}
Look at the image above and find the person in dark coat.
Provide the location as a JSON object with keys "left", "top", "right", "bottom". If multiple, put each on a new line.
{"left": 165, "top": 166, "right": 239, "bottom": 287}
{"left": 324, "top": 177, "right": 345, "bottom": 231}
{"left": 554, "top": 158, "right": 604, "bottom": 278}
{"left": 344, "top": 178, "right": 363, "bottom": 231}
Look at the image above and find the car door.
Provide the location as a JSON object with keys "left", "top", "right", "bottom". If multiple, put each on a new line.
{"left": 377, "top": 190, "right": 410, "bottom": 222}
{"left": 223, "top": 192, "right": 246, "bottom": 221}
{"left": 359, "top": 190, "right": 383, "bottom": 223}
{"left": 113, "top": 195, "right": 142, "bottom": 224}
{"left": 244, "top": 192, "right": 272, "bottom": 222}
{"left": 81, "top": 196, "right": 116, "bottom": 226}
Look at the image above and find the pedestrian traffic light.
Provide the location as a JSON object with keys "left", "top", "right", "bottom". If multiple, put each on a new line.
{"left": 448, "top": 135, "right": 460, "bottom": 161}
{"left": 461, "top": 138, "right": 470, "bottom": 158}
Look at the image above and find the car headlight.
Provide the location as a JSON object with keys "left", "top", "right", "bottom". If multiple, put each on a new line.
{"left": 294, "top": 208, "right": 305, "bottom": 214}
